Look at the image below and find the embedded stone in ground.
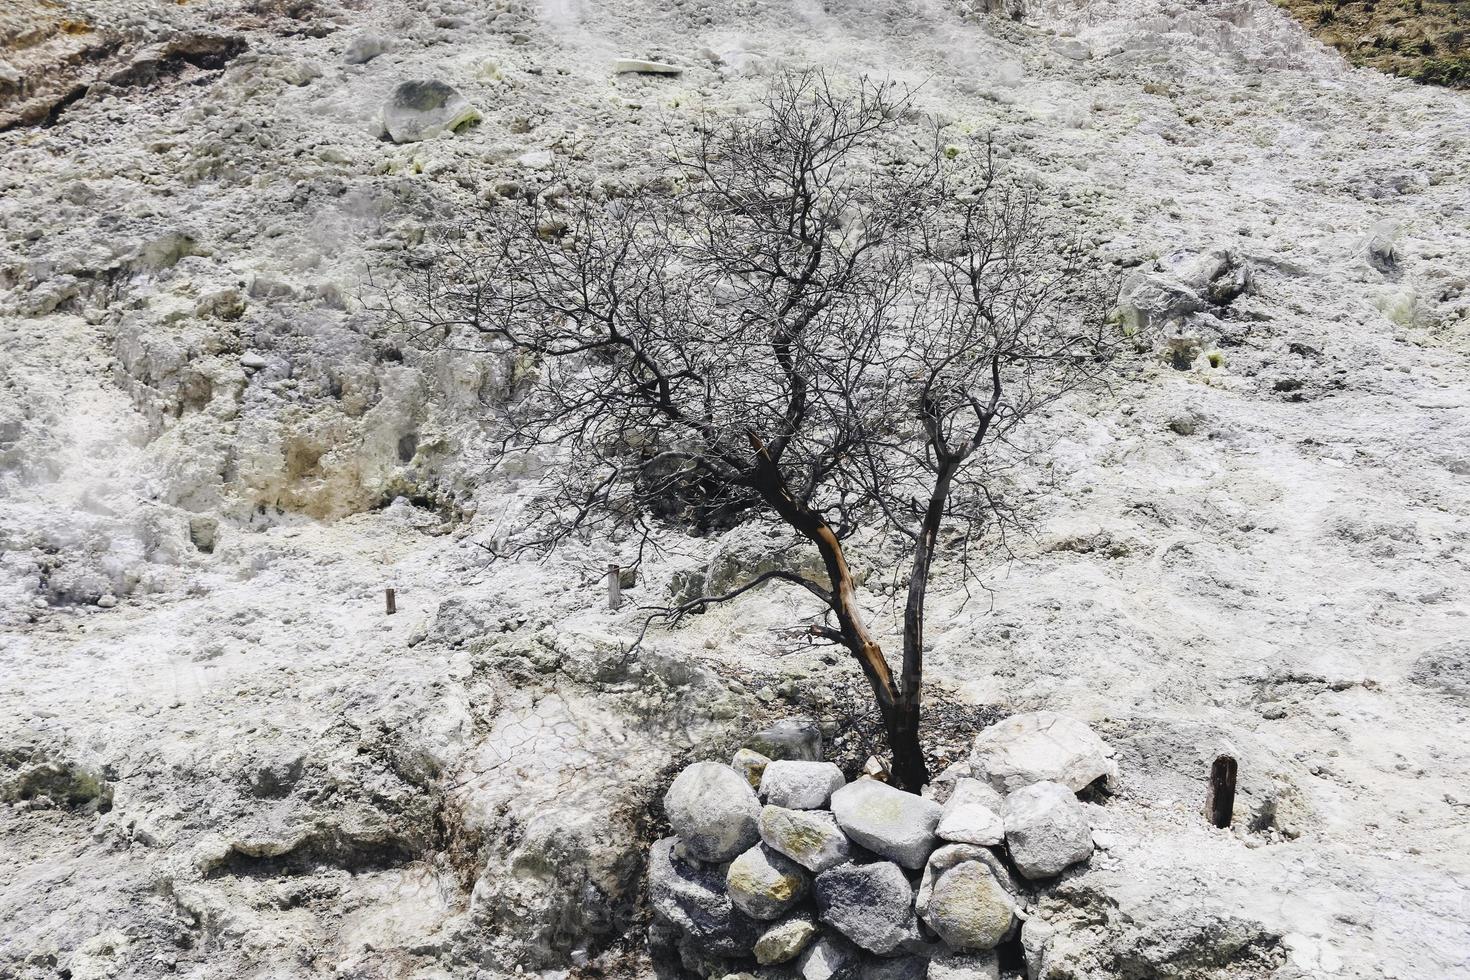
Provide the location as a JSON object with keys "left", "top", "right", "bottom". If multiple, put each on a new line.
{"left": 969, "top": 712, "right": 1118, "bottom": 795}
{"left": 382, "top": 80, "right": 481, "bottom": 143}
{"left": 344, "top": 33, "right": 388, "bottom": 64}
{"left": 746, "top": 718, "right": 824, "bottom": 761}
{"left": 1021, "top": 918, "right": 1056, "bottom": 979}
{"left": 614, "top": 58, "right": 683, "bottom": 75}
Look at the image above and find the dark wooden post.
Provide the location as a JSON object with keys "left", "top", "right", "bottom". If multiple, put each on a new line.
{"left": 385, "top": 588, "right": 397, "bottom": 615}
{"left": 607, "top": 564, "right": 621, "bottom": 611}
{"left": 1206, "top": 755, "right": 1237, "bottom": 828}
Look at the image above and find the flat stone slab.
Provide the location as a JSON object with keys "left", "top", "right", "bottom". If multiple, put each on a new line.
{"left": 614, "top": 58, "right": 682, "bottom": 74}
{"left": 830, "top": 779, "right": 941, "bottom": 869}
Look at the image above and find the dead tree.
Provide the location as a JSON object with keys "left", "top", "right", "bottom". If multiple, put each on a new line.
{"left": 378, "top": 71, "right": 1116, "bottom": 791}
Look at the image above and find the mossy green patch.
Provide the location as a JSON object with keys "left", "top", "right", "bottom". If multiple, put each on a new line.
{"left": 1273, "top": 0, "right": 1470, "bottom": 89}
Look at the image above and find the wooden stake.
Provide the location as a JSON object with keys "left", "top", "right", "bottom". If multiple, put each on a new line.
{"left": 1206, "top": 754, "right": 1237, "bottom": 828}
{"left": 607, "top": 563, "right": 621, "bottom": 611}
{"left": 386, "top": 588, "right": 397, "bottom": 615}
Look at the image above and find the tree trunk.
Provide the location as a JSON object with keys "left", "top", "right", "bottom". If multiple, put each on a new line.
{"left": 888, "top": 462, "right": 956, "bottom": 794}
{"left": 746, "top": 435, "right": 929, "bottom": 792}
{"left": 885, "top": 697, "right": 929, "bottom": 792}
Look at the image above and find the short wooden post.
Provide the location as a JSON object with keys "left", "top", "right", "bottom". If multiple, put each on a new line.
{"left": 385, "top": 588, "right": 397, "bottom": 615}
{"left": 1206, "top": 754, "right": 1237, "bottom": 828}
{"left": 607, "top": 563, "right": 621, "bottom": 611}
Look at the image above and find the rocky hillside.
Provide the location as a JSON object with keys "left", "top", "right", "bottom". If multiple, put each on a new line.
{"left": 1273, "top": 0, "right": 1470, "bottom": 88}
{"left": 2, "top": 0, "right": 1469, "bottom": 978}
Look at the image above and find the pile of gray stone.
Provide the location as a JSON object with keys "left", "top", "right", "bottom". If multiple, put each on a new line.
{"left": 648, "top": 713, "right": 1117, "bottom": 980}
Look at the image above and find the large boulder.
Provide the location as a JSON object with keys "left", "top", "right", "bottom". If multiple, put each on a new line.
{"left": 829, "top": 780, "right": 941, "bottom": 869}
{"left": 936, "top": 778, "right": 1004, "bottom": 846}
{"left": 382, "top": 80, "right": 481, "bottom": 144}
{"left": 1003, "top": 781, "right": 1094, "bottom": 880}
{"left": 726, "top": 843, "right": 809, "bottom": 920}
{"left": 754, "top": 912, "right": 819, "bottom": 965}
{"left": 813, "top": 861, "right": 916, "bottom": 955}
{"left": 1359, "top": 219, "right": 1401, "bottom": 273}
{"left": 761, "top": 760, "right": 846, "bottom": 809}
{"left": 647, "top": 837, "right": 762, "bottom": 956}
{"left": 699, "top": 526, "right": 827, "bottom": 605}
{"left": 921, "top": 861, "right": 1016, "bottom": 950}
{"left": 969, "top": 712, "right": 1117, "bottom": 795}
{"left": 760, "top": 805, "right": 851, "bottom": 873}
{"left": 665, "top": 762, "right": 761, "bottom": 862}
{"left": 746, "top": 718, "right": 824, "bottom": 761}
{"left": 1116, "top": 268, "right": 1206, "bottom": 334}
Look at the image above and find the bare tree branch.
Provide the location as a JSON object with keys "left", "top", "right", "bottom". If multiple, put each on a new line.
{"left": 369, "top": 69, "right": 1119, "bottom": 791}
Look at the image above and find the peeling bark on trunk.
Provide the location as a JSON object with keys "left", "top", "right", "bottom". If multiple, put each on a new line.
{"left": 748, "top": 434, "right": 930, "bottom": 792}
